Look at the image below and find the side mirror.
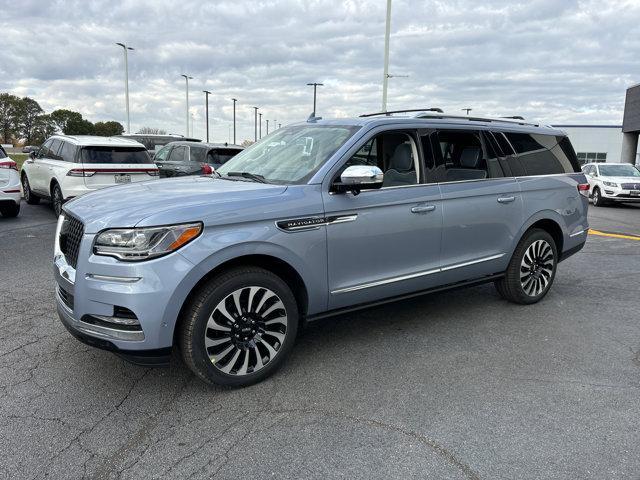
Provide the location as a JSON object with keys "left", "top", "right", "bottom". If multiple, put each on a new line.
{"left": 29, "top": 151, "right": 37, "bottom": 159}
{"left": 336, "top": 165, "right": 384, "bottom": 194}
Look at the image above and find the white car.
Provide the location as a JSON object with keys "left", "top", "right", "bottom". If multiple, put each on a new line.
{"left": 0, "top": 146, "right": 21, "bottom": 218}
{"left": 581, "top": 162, "right": 640, "bottom": 207}
{"left": 21, "top": 135, "right": 159, "bottom": 217}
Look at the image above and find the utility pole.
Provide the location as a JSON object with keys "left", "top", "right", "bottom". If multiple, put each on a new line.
{"left": 231, "top": 98, "right": 237, "bottom": 144}
{"left": 274, "top": 119, "right": 277, "bottom": 130}
{"left": 306, "top": 82, "right": 323, "bottom": 116}
{"left": 252, "top": 106, "right": 258, "bottom": 142}
{"left": 278, "top": 123, "right": 281, "bottom": 129}
{"left": 203, "top": 90, "right": 211, "bottom": 142}
{"left": 181, "top": 74, "right": 193, "bottom": 136}
{"left": 381, "top": 0, "right": 392, "bottom": 112}
{"left": 259, "top": 112, "right": 262, "bottom": 138}
{"left": 266, "top": 119, "right": 269, "bottom": 135}
{"left": 115, "top": 43, "right": 134, "bottom": 133}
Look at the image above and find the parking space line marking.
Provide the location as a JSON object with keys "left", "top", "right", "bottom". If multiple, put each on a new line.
{"left": 588, "top": 229, "right": 640, "bottom": 241}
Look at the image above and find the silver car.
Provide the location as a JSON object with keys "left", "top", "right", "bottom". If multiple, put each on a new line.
{"left": 54, "top": 112, "right": 589, "bottom": 386}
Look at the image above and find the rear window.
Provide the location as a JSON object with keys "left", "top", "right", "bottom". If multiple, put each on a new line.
{"left": 208, "top": 148, "right": 241, "bottom": 165}
{"left": 80, "top": 147, "right": 151, "bottom": 164}
{"left": 0, "top": 148, "right": 6, "bottom": 159}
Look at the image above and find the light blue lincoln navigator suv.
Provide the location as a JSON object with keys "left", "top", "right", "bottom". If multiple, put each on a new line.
{"left": 54, "top": 111, "right": 590, "bottom": 386}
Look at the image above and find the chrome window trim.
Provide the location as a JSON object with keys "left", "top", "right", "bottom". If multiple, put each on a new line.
{"left": 331, "top": 253, "right": 505, "bottom": 294}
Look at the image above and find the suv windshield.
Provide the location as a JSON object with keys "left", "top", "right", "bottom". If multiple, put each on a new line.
{"left": 599, "top": 164, "right": 640, "bottom": 177}
{"left": 80, "top": 147, "right": 151, "bottom": 164}
{"left": 217, "top": 125, "right": 359, "bottom": 184}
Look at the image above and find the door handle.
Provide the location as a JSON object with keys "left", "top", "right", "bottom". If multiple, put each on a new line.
{"left": 497, "top": 196, "right": 516, "bottom": 204}
{"left": 411, "top": 205, "right": 436, "bottom": 214}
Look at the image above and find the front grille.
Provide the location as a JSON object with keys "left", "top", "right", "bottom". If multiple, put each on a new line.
{"left": 621, "top": 183, "right": 640, "bottom": 190}
{"left": 59, "top": 214, "right": 84, "bottom": 269}
{"left": 58, "top": 286, "right": 74, "bottom": 311}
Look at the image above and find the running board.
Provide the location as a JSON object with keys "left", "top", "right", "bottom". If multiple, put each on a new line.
{"left": 305, "top": 273, "right": 505, "bottom": 323}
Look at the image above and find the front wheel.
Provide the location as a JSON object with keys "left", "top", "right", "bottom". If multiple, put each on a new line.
{"left": 179, "top": 266, "right": 299, "bottom": 387}
{"left": 592, "top": 187, "right": 606, "bottom": 207}
{"left": 495, "top": 228, "right": 558, "bottom": 304}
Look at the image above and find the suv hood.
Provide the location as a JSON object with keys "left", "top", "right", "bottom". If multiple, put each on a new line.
{"left": 64, "top": 176, "right": 287, "bottom": 233}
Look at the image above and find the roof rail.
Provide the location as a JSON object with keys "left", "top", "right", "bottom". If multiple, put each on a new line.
{"left": 501, "top": 116, "right": 525, "bottom": 120}
{"left": 414, "top": 112, "right": 540, "bottom": 127}
{"left": 360, "top": 108, "right": 443, "bottom": 118}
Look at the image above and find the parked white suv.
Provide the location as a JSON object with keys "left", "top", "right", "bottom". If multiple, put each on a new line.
{"left": 21, "top": 135, "right": 159, "bottom": 216}
{"left": 581, "top": 162, "right": 640, "bottom": 207}
{"left": 0, "top": 145, "right": 21, "bottom": 218}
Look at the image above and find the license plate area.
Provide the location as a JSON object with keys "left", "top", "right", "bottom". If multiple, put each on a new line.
{"left": 630, "top": 191, "right": 640, "bottom": 196}
{"left": 115, "top": 174, "right": 131, "bottom": 184}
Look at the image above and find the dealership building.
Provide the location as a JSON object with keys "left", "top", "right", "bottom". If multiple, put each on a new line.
{"left": 549, "top": 83, "right": 640, "bottom": 166}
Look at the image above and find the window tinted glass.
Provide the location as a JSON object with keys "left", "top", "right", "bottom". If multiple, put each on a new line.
{"left": 208, "top": 148, "right": 241, "bottom": 166}
{"left": 49, "top": 139, "right": 62, "bottom": 160}
{"left": 80, "top": 147, "right": 151, "bottom": 164}
{"left": 430, "top": 130, "right": 498, "bottom": 182}
{"left": 189, "top": 146, "right": 207, "bottom": 163}
{"left": 494, "top": 132, "right": 515, "bottom": 156}
{"left": 0, "top": 148, "right": 6, "bottom": 159}
{"left": 599, "top": 164, "right": 640, "bottom": 177}
{"left": 168, "top": 146, "right": 187, "bottom": 162}
{"left": 505, "top": 133, "right": 545, "bottom": 154}
{"left": 37, "top": 139, "right": 55, "bottom": 159}
{"left": 154, "top": 146, "right": 170, "bottom": 161}
{"left": 59, "top": 141, "right": 76, "bottom": 162}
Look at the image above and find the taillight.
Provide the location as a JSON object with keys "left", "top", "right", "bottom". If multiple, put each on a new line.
{"left": 201, "top": 164, "right": 213, "bottom": 175}
{"left": 0, "top": 160, "right": 17, "bottom": 171}
{"left": 67, "top": 169, "right": 96, "bottom": 177}
{"left": 577, "top": 183, "right": 590, "bottom": 197}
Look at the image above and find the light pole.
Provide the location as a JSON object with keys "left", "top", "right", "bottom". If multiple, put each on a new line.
{"left": 259, "top": 113, "right": 262, "bottom": 139}
{"left": 252, "top": 106, "right": 258, "bottom": 142}
{"left": 231, "top": 98, "right": 237, "bottom": 144}
{"left": 381, "top": 0, "right": 392, "bottom": 112}
{"left": 278, "top": 123, "right": 281, "bottom": 129}
{"left": 461, "top": 108, "right": 472, "bottom": 115}
{"left": 115, "top": 43, "right": 134, "bottom": 133}
{"left": 181, "top": 74, "right": 193, "bottom": 136}
{"left": 306, "top": 83, "right": 323, "bottom": 116}
{"left": 266, "top": 119, "right": 269, "bottom": 135}
{"left": 203, "top": 90, "right": 211, "bottom": 142}
{"left": 274, "top": 119, "right": 277, "bottom": 130}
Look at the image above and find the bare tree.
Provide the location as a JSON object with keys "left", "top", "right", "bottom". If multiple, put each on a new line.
{"left": 136, "top": 127, "right": 167, "bottom": 135}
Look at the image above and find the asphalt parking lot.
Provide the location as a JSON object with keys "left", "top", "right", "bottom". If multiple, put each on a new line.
{"left": 1, "top": 201, "right": 639, "bottom": 479}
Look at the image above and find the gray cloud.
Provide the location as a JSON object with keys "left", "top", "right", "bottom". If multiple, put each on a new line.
{"left": 0, "top": 0, "right": 638, "bottom": 142}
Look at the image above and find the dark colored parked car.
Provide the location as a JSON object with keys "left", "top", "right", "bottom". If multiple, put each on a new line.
{"left": 115, "top": 134, "right": 201, "bottom": 158}
{"left": 153, "top": 141, "right": 243, "bottom": 177}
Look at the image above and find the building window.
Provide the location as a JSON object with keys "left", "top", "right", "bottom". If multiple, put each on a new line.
{"left": 576, "top": 152, "right": 607, "bottom": 164}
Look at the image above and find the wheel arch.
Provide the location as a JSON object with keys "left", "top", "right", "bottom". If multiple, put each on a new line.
{"left": 512, "top": 212, "right": 565, "bottom": 261}
{"left": 171, "top": 253, "right": 311, "bottom": 347}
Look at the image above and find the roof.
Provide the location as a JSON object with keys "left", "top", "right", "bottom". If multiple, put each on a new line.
{"left": 51, "top": 135, "right": 144, "bottom": 148}
{"left": 301, "top": 113, "right": 564, "bottom": 135}
{"left": 165, "top": 141, "right": 244, "bottom": 149}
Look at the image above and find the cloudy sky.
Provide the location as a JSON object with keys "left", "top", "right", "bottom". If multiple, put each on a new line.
{"left": 1, "top": 0, "right": 638, "bottom": 142}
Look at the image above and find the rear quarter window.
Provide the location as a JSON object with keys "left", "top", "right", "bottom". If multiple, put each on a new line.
{"left": 503, "top": 132, "right": 579, "bottom": 175}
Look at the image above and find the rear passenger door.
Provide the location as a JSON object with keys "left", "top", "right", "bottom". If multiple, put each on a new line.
{"left": 426, "top": 128, "right": 523, "bottom": 283}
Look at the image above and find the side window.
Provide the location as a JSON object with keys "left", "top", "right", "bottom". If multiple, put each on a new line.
{"left": 37, "top": 139, "right": 53, "bottom": 159}
{"left": 340, "top": 132, "right": 418, "bottom": 188}
{"left": 48, "top": 139, "right": 62, "bottom": 160}
{"left": 431, "top": 130, "right": 493, "bottom": 182}
{"left": 59, "top": 141, "right": 76, "bottom": 162}
{"left": 505, "top": 132, "right": 566, "bottom": 176}
{"left": 168, "top": 145, "right": 187, "bottom": 162}
{"left": 189, "top": 147, "right": 207, "bottom": 163}
{"left": 154, "top": 146, "right": 170, "bottom": 161}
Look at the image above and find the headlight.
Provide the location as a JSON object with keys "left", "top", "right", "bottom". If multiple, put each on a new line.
{"left": 603, "top": 181, "right": 618, "bottom": 187}
{"left": 94, "top": 222, "right": 202, "bottom": 261}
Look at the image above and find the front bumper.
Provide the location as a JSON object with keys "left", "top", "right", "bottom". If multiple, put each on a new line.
{"left": 53, "top": 216, "right": 196, "bottom": 361}
{"left": 601, "top": 187, "right": 640, "bottom": 202}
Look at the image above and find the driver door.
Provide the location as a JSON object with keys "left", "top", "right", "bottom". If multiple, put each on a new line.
{"left": 322, "top": 129, "right": 443, "bottom": 310}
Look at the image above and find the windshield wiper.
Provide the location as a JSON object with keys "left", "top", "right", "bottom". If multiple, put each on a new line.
{"left": 226, "top": 171, "right": 269, "bottom": 183}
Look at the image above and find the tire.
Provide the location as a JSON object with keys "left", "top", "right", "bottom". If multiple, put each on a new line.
{"left": 21, "top": 174, "right": 40, "bottom": 205}
{"left": 179, "top": 266, "right": 299, "bottom": 387}
{"left": 495, "top": 228, "right": 558, "bottom": 305}
{"left": 0, "top": 203, "right": 20, "bottom": 218}
{"left": 592, "top": 187, "right": 606, "bottom": 207}
{"left": 51, "top": 183, "right": 63, "bottom": 217}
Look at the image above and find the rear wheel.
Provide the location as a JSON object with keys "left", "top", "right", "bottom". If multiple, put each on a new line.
{"left": 179, "top": 266, "right": 299, "bottom": 387}
{"left": 51, "top": 183, "right": 63, "bottom": 217}
{"left": 21, "top": 174, "right": 40, "bottom": 205}
{"left": 495, "top": 228, "right": 557, "bottom": 304}
{"left": 0, "top": 203, "right": 20, "bottom": 217}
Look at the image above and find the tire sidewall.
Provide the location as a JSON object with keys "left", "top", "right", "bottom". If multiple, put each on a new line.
{"left": 52, "top": 184, "right": 63, "bottom": 217}
{"left": 592, "top": 188, "right": 602, "bottom": 207}
{"left": 187, "top": 270, "right": 299, "bottom": 387}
